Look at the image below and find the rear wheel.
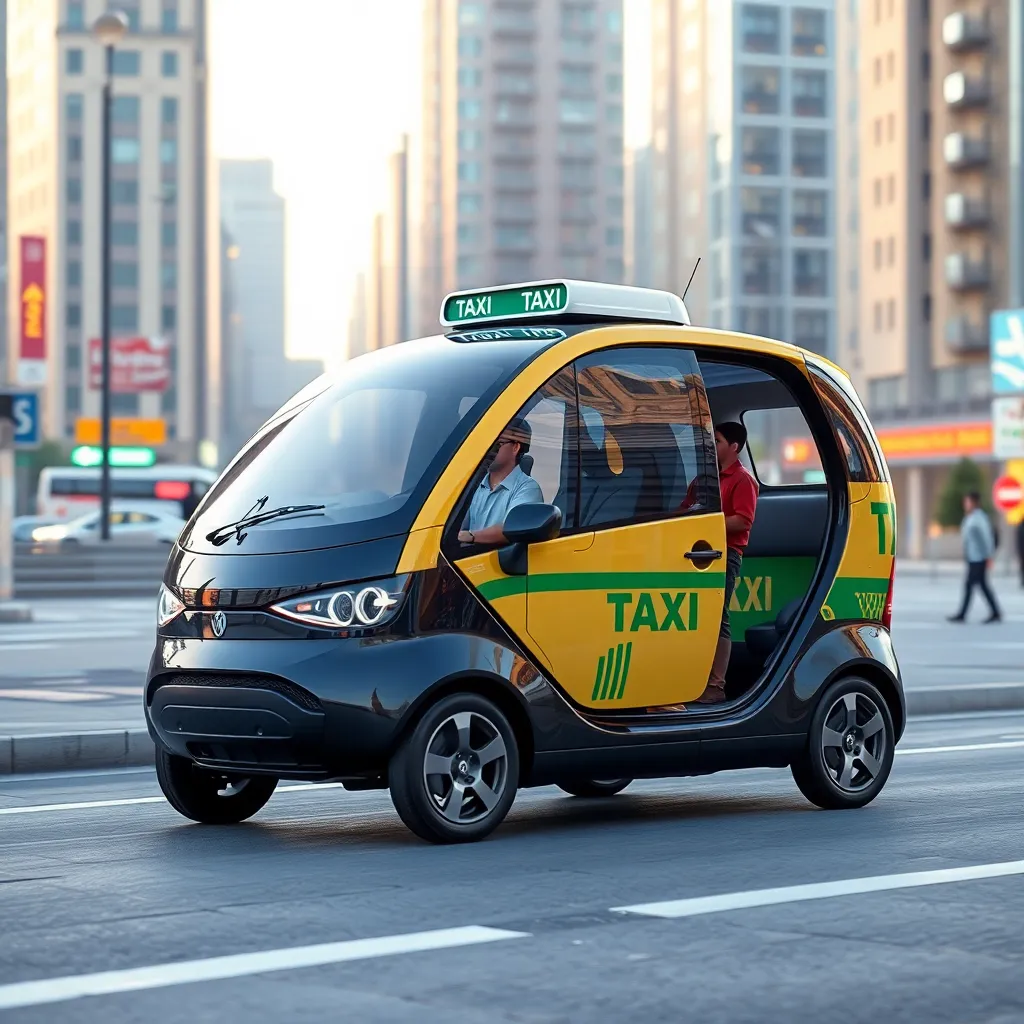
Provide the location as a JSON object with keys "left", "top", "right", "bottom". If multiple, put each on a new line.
{"left": 155, "top": 747, "right": 278, "bottom": 824}
{"left": 557, "top": 779, "right": 632, "bottom": 798}
{"left": 791, "top": 676, "right": 895, "bottom": 810}
{"left": 389, "top": 693, "right": 519, "bottom": 844}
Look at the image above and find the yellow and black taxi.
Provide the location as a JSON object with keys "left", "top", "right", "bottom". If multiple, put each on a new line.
{"left": 148, "top": 280, "right": 902, "bottom": 843}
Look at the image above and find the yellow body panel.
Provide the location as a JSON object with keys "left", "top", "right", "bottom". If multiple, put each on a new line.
{"left": 396, "top": 527, "right": 444, "bottom": 574}
{"left": 821, "top": 482, "right": 897, "bottom": 622}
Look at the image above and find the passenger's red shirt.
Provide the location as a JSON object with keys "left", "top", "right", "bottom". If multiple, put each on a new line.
{"left": 719, "top": 460, "right": 758, "bottom": 551}
{"left": 679, "top": 460, "right": 759, "bottom": 552}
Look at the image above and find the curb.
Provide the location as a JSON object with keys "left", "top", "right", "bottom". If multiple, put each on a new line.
{"left": 0, "top": 730, "right": 155, "bottom": 775}
{"left": 5, "top": 683, "right": 1024, "bottom": 775}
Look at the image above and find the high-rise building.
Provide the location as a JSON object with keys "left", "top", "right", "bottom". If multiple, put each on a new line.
{"left": 649, "top": 0, "right": 836, "bottom": 355}
{"left": 218, "top": 158, "right": 322, "bottom": 463}
{"left": 838, "top": 0, "right": 1024, "bottom": 557}
{"left": 624, "top": 143, "right": 653, "bottom": 286}
{"left": 0, "top": 1, "right": 8, "bottom": 379}
{"left": 5, "top": 0, "right": 219, "bottom": 461}
{"left": 417, "top": 0, "right": 626, "bottom": 336}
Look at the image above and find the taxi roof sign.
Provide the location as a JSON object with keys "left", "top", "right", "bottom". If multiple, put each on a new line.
{"left": 440, "top": 279, "right": 690, "bottom": 329}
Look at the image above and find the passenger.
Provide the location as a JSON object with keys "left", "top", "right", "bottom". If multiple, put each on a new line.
{"left": 458, "top": 416, "right": 543, "bottom": 547}
{"left": 698, "top": 421, "right": 759, "bottom": 705}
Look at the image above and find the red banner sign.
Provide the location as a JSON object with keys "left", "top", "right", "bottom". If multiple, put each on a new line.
{"left": 88, "top": 336, "right": 171, "bottom": 392}
{"left": 18, "top": 236, "right": 47, "bottom": 382}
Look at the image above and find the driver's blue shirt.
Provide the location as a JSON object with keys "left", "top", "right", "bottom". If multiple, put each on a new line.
{"left": 463, "top": 465, "right": 543, "bottom": 533}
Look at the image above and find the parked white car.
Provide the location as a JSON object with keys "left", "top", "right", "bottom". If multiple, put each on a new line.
{"left": 13, "top": 515, "right": 63, "bottom": 543}
{"left": 31, "top": 506, "right": 185, "bottom": 546}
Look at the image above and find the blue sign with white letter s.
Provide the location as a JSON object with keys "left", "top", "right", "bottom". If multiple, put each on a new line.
{"left": 991, "top": 309, "right": 1024, "bottom": 394}
{"left": 11, "top": 392, "right": 40, "bottom": 447}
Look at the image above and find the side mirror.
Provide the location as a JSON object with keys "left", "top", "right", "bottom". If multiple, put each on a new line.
{"left": 503, "top": 502, "right": 562, "bottom": 544}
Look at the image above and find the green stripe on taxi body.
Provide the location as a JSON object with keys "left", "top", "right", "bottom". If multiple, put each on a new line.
{"left": 477, "top": 571, "right": 727, "bottom": 602}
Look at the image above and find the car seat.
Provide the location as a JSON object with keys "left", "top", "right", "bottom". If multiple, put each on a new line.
{"left": 743, "top": 597, "right": 803, "bottom": 668}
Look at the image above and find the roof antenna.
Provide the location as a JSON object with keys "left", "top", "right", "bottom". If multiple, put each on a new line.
{"left": 681, "top": 257, "right": 701, "bottom": 305}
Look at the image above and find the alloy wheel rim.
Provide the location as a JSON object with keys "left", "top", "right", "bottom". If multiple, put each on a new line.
{"left": 423, "top": 711, "right": 508, "bottom": 825}
{"left": 820, "top": 691, "right": 887, "bottom": 794}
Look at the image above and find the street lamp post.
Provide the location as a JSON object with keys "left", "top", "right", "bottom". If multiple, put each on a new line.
{"left": 92, "top": 11, "right": 128, "bottom": 542}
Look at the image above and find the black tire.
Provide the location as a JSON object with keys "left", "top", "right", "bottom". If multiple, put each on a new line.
{"left": 557, "top": 779, "right": 632, "bottom": 798}
{"left": 155, "top": 747, "right": 278, "bottom": 824}
{"left": 791, "top": 676, "right": 895, "bottom": 810}
{"left": 389, "top": 693, "right": 519, "bottom": 844}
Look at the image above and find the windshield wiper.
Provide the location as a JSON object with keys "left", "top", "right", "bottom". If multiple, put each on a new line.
{"left": 205, "top": 495, "right": 326, "bottom": 547}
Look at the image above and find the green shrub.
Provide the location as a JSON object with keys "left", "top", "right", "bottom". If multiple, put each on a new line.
{"left": 935, "top": 457, "right": 991, "bottom": 528}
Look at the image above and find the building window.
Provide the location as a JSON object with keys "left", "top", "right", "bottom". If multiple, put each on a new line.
{"left": 874, "top": 239, "right": 882, "bottom": 269}
{"left": 162, "top": 222, "right": 177, "bottom": 247}
{"left": 111, "top": 138, "right": 140, "bottom": 164}
{"left": 606, "top": 226, "right": 623, "bottom": 247}
{"left": 112, "top": 262, "right": 138, "bottom": 288}
{"left": 67, "top": 304, "right": 82, "bottom": 327}
{"left": 792, "top": 70, "right": 827, "bottom": 117}
{"left": 792, "top": 8, "right": 827, "bottom": 56}
{"left": 923, "top": 171, "right": 931, "bottom": 199}
{"left": 161, "top": 97, "right": 178, "bottom": 124}
{"left": 741, "top": 187, "right": 782, "bottom": 237}
{"left": 112, "top": 51, "right": 141, "bottom": 75}
{"left": 111, "top": 181, "right": 139, "bottom": 205}
{"left": 458, "top": 67, "right": 483, "bottom": 88}
{"left": 794, "top": 249, "right": 828, "bottom": 296}
{"left": 111, "top": 393, "right": 140, "bottom": 415}
{"left": 66, "top": 179, "right": 82, "bottom": 203}
{"left": 67, "top": 1, "right": 85, "bottom": 29}
{"left": 66, "top": 48, "right": 84, "bottom": 74}
{"left": 162, "top": 2, "right": 179, "bottom": 32}
{"left": 887, "top": 51, "right": 894, "bottom": 78}
{"left": 160, "top": 139, "right": 177, "bottom": 164}
{"left": 886, "top": 298, "right": 896, "bottom": 328}
{"left": 740, "top": 4, "right": 780, "bottom": 53}
{"left": 121, "top": 2, "right": 141, "bottom": 30}
{"left": 457, "top": 160, "right": 481, "bottom": 182}
{"left": 457, "top": 35, "right": 483, "bottom": 57}
{"left": 740, "top": 66, "right": 780, "bottom": 115}
{"left": 112, "top": 221, "right": 138, "bottom": 246}
{"left": 457, "top": 222, "right": 480, "bottom": 246}
{"left": 67, "top": 260, "right": 81, "bottom": 287}
{"left": 112, "top": 305, "right": 138, "bottom": 331}
{"left": 607, "top": 8, "right": 623, "bottom": 34}
{"left": 606, "top": 103, "right": 623, "bottom": 125}
{"left": 161, "top": 386, "right": 177, "bottom": 415}
{"left": 874, "top": 118, "right": 882, "bottom": 145}
{"left": 66, "top": 344, "right": 81, "bottom": 370}
{"left": 741, "top": 248, "right": 781, "bottom": 294}
{"left": 496, "top": 225, "right": 533, "bottom": 249}
{"left": 161, "top": 261, "right": 177, "bottom": 289}
{"left": 68, "top": 136, "right": 83, "bottom": 162}
{"left": 738, "top": 307, "right": 782, "bottom": 338}
{"left": 457, "top": 98, "right": 482, "bottom": 119}
{"left": 793, "top": 311, "right": 829, "bottom": 352}
{"left": 923, "top": 294, "right": 932, "bottom": 322}
{"left": 66, "top": 93, "right": 84, "bottom": 120}
{"left": 161, "top": 51, "right": 179, "bottom": 77}
{"left": 162, "top": 305, "right": 177, "bottom": 330}
{"left": 792, "top": 190, "right": 827, "bottom": 235}
{"left": 874, "top": 178, "right": 882, "bottom": 205}
{"left": 873, "top": 302, "right": 882, "bottom": 330}
{"left": 112, "top": 96, "right": 140, "bottom": 122}
{"left": 66, "top": 385, "right": 82, "bottom": 414}
{"left": 793, "top": 130, "right": 827, "bottom": 177}
{"left": 923, "top": 233, "right": 932, "bottom": 261}
{"left": 457, "top": 193, "right": 482, "bottom": 215}
{"left": 560, "top": 98, "right": 596, "bottom": 123}
{"left": 606, "top": 72, "right": 623, "bottom": 94}
{"left": 67, "top": 220, "right": 82, "bottom": 244}
{"left": 741, "top": 127, "right": 781, "bottom": 175}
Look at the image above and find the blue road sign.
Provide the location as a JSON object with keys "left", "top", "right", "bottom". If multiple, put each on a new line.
{"left": 2, "top": 392, "right": 41, "bottom": 447}
{"left": 990, "top": 309, "right": 1024, "bottom": 394}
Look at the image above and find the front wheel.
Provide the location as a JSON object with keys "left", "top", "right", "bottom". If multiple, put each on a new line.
{"left": 155, "top": 747, "right": 278, "bottom": 824}
{"left": 557, "top": 779, "right": 632, "bottom": 798}
{"left": 791, "top": 676, "right": 895, "bottom": 810}
{"left": 389, "top": 693, "right": 519, "bottom": 844}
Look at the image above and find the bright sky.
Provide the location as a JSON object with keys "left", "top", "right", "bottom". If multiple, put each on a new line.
{"left": 211, "top": 0, "right": 652, "bottom": 365}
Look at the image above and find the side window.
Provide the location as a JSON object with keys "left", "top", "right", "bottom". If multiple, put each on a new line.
{"left": 810, "top": 367, "right": 883, "bottom": 483}
{"left": 575, "top": 347, "right": 718, "bottom": 529}
{"left": 742, "top": 406, "right": 825, "bottom": 486}
{"left": 128, "top": 512, "right": 156, "bottom": 524}
{"left": 447, "top": 367, "right": 577, "bottom": 552}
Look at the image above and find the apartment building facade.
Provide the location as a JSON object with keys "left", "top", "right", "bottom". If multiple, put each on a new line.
{"left": 6, "top": 0, "right": 218, "bottom": 462}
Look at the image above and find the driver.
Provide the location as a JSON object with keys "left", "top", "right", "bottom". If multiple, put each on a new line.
{"left": 458, "top": 416, "right": 543, "bottom": 546}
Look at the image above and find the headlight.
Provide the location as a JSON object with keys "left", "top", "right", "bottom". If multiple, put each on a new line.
{"left": 33, "top": 525, "right": 68, "bottom": 541}
{"left": 270, "top": 575, "right": 410, "bottom": 630}
{"left": 157, "top": 584, "right": 185, "bottom": 627}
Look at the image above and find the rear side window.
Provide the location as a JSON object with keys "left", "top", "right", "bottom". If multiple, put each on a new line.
{"left": 810, "top": 366, "right": 884, "bottom": 483}
{"left": 575, "top": 347, "right": 719, "bottom": 528}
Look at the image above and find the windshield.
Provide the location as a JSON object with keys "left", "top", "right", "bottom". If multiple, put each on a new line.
{"left": 181, "top": 336, "right": 547, "bottom": 554}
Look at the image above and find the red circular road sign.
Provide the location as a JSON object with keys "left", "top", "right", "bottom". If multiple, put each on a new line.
{"left": 993, "top": 475, "right": 1024, "bottom": 511}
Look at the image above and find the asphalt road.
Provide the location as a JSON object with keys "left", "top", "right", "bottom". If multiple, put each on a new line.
{"left": 1, "top": 566, "right": 1022, "bottom": 734}
{"left": 0, "top": 711, "right": 1022, "bottom": 1022}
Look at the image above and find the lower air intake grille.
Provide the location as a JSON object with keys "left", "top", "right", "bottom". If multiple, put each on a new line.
{"left": 151, "top": 672, "right": 323, "bottom": 712}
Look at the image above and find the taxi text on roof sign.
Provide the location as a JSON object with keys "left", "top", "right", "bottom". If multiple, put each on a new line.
{"left": 440, "top": 279, "right": 691, "bottom": 329}
{"left": 443, "top": 283, "right": 568, "bottom": 326}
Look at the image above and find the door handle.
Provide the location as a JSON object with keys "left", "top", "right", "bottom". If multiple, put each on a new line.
{"left": 684, "top": 547, "right": 723, "bottom": 562}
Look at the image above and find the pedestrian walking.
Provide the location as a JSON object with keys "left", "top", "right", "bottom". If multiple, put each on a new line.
{"left": 1017, "top": 519, "right": 1024, "bottom": 588}
{"left": 948, "top": 491, "right": 1002, "bottom": 623}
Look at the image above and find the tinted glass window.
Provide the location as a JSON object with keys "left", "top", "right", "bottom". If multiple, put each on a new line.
{"left": 185, "top": 339, "right": 543, "bottom": 554}
{"left": 575, "top": 348, "right": 718, "bottom": 528}
{"left": 810, "top": 366, "right": 884, "bottom": 483}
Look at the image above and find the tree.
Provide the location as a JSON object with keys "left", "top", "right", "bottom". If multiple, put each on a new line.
{"left": 935, "top": 457, "right": 991, "bottom": 528}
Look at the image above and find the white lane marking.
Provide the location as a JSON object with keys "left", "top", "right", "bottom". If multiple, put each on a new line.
{"left": 0, "top": 925, "right": 529, "bottom": 1011}
{"left": 0, "top": 783, "right": 346, "bottom": 816}
{"left": 613, "top": 859, "right": 1024, "bottom": 919}
{"left": 897, "top": 740, "right": 1024, "bottom": 756}
{"left": 1, "top": 739, "right": 1021, "bottom": 817}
